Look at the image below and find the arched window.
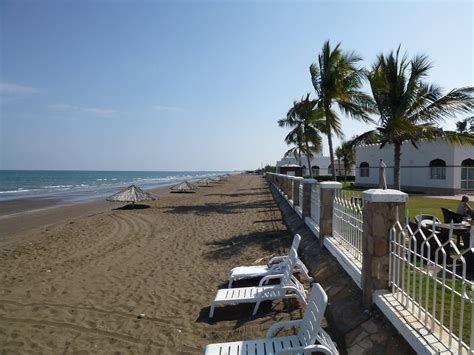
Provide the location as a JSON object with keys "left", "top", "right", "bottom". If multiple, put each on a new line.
{"left": 360, "top": 162, "right": 369, "bottom": 177}
{"left": 312, "top": 165, "right": 320, "bottom": 176}
{"left": 429, "top": 159, "right": 446, "bottom": 180}
{"left": 301, "top": 165, "right": 308, "bottom": 176}
{"left": 461, "top": 159, "right": 474, "bottom": 189}
{"left": 327, "top": 164, "right": 332, "bottom": 176}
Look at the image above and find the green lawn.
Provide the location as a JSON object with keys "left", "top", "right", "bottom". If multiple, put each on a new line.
{"left": 341, "top": 184, "right": 459, "bottom": 221}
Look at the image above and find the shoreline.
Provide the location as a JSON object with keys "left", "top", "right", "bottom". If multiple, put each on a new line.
{"left": 0, "top": 184, "right": 174, "bottom": 240}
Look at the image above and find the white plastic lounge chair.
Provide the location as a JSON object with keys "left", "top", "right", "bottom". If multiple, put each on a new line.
{"left": 228, "top": 234, "right": 312, "bottom": 287}
{"left": 209, "top": 236, "right": 307, "bottom": 318}
{"left": 203, "top": 283, "right": 338, "bottom": 355}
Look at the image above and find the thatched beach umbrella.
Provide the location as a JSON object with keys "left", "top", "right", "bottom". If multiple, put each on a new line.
{"left": 170, "top": 180, "right": 198, "bottom": 193}
{"left": 209, "top": 176, "right": 221, "bottom": 182}
{"left": 107, "top": 185, "right": 156, "bottom": 208}
{"left": 197, "top": 177, "right": 213, "bottom": 186}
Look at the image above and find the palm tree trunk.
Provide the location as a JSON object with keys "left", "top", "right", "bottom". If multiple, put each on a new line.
{"left": 305, "top": 140, "right": 313, "bottom": 178}
{"left": 325, "top": 111, "right": 336, "bottom": 181}
{"left": 344, "top": 160, "right": 348, "bottom": 183}
{"left": 393, "top": 143, "right": 402, "bottom": 190}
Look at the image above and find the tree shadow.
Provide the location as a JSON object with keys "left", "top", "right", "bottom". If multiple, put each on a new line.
{"left": 253, "top": 219, "right": 281, "bottom": 224}
{"left": 204, "top": 191, "right": 269, "bottom": 198}
{"left": 113, "top": 204, "right": 151, "bottom": 210}
{"left": 160, "top": 200, "right": 277, "bottom": 216}
{"left": 204, "top": 230, "right": 290, "bottom": 260}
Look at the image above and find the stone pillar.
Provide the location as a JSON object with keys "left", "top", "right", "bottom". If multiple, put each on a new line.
{"left": 292, "top": 177, "right": 303, "bottom": 206}
{"left": 319, "top": 182, "right": 342, "bottom": 244}
{"left": 361, "top": 189, "right": 408, "bottom": 308}
{"left": 301, "top": 178, "right": 317, "bottom": 218}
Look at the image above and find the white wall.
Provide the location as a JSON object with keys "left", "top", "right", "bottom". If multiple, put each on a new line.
{"left": 276, "top": 155, "right": 354, "bottom": 176}
{"left": 355, "top": 140, "right": 473, "bottom": 191}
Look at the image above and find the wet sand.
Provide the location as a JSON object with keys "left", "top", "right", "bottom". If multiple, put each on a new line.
{"left": 0, "top": 175, "right": 307, "bottom": 353}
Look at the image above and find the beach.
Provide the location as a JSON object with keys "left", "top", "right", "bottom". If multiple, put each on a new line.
{"left": 0, "top": 174, "right": 305, "bottom": 353}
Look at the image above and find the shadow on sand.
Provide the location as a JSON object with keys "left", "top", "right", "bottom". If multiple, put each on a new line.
{"left": 113, "top": 204, "right": 151, "bottom": 210}
{"left": 204, "top": 230, "right": 290, "bottom": 261}
{"left": 160, "top": 200, "right": 277, "bottom": 216}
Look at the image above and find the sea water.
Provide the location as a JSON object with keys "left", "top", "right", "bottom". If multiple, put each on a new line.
{"left": 0, "top": 170, "right": 229, "bottom": 202}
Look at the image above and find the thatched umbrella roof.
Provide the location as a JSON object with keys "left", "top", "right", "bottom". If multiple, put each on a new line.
{"left": 107, "top": 185, "right": 156, "bottom": 204}
{"left": 170, "top": 180, "right": 198, "bottom": 192}
{"left": 197, "top": 177, "right": 213, "bottom": 186}
{"left": 209, "top": 176, "right": 221, "bottom": 182}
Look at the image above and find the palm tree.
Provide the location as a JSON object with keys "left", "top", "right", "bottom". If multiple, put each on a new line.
{"left": 456, "top": 116, "right": 474, "bottom": 134}
{"left": 310, "top": 40, "right": 374, "bottom": 181}
{"left": 278, "top": 94, "right": 325, "bottom": 177}
{"left": 353, "top": 47, "right": 474, "bottom": 190}
{"left": 335, "top": 140, "right": 356, "bottom": 183}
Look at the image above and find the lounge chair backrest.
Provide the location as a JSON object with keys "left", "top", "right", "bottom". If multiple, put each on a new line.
{"left": 297, "top": 283, "right": 328, "bottom": 346}
{"left": 281, "top": 235, "right": 301, "bottom": 285}
{"left": 290, "top": 234, "right": 302, "bottom": 253}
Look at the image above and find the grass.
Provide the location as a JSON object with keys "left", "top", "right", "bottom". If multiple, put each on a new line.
{"left": 341, "top": 184, "right": 459, "bottom": 221}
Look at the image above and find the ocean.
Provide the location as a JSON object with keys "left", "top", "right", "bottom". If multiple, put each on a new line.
{"left": 0, "top": 170, "right": 230, "bottom": 202}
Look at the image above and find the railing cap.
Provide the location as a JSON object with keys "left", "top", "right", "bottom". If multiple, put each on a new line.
{"left": 302, "top": 178, "right": 317, "bottom": 184}
{"left": 320, "top": 181, "right": 342, "bottom": 189}
{"left": 362, "top": 189, "right": 408, "bottom": 203}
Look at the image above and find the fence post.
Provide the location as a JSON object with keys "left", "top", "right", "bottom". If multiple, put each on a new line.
{"left": 361, "top": 189, "right": 408, "bottom": 308}
{"left": 292, "top": 177, "right": 303, "bottom": 207}
{"left": 301, "top": 178, "right": 317, "bottom": 218}
{"left": 319, "top": 182, "right": 342, "bottom": 245}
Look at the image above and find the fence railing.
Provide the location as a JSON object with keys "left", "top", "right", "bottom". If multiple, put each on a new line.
{"left": 299, "top": 181, "right": 304, "bottom": 209}
{"left": 310, "top": 185, "right": 320, "bottom": 225}
{"left": 389, "top": 216, "right": 474, "bottom": 354}
{"left": 332, "top": 190, "right": 364, "bottom": 264}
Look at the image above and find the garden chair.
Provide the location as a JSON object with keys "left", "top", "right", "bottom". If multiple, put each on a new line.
{"left": 203, "top": 283, "right": 338, "bottom": 355}
{"left": 414, "top": 214, "right": 441, "bottom": 229}
{"left": 209, "top": 236, "right": 307, "bottom": 318}
{"left": 441, "top": 208, "right": 464, "bottom": 224}
{"left": 227, "top": 234, "right": 312, "bottom": 287}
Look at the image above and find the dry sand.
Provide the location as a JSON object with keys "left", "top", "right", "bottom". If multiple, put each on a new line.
{"left": 0, "top": 175, "right": 307, "bottom": 354}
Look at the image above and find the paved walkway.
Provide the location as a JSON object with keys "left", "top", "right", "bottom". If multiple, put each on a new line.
{"left": 269, "top": 183, "right": 415, "bottom": 355}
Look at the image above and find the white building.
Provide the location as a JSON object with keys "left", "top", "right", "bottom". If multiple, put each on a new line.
{"left": 355, "top": 140, "right": 474, "bottom": 195}
{"left": 276, "top": 153, "right": 354, "bottom": 177}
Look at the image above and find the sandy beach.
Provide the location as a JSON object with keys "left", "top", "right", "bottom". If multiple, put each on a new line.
{"left": 0, "top": 175, "right": 308, "bottom": 353}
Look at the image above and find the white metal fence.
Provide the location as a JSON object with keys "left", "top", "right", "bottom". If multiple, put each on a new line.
{"left": 332, "top": 190, "right": 364, "bottom": 263}
{"left": 389, "top": 216, "right": 474, "bottom": 354}
{"left": 299, "top": 182, "right": 304, "bottom": 209}
{"left": 310, "top": 185, "right": 320, "bottom": 225}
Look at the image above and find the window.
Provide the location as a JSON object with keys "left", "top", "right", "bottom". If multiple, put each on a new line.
{"left": 461, "top": 159, "right": 474, "bottom": 189}
{"left": 429, "top": 159, "right": 446, "bottom": 180}
{"left": 312, "top": 165, "right": 320, "bottom": 176}
{"left": 327, "top": 164, "right": 332, "bottom": 176}
{"left": 360, "top": 162, "right": 369, "bottom": 177}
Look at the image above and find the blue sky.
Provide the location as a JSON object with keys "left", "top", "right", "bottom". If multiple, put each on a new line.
{"left": 1, "top": 0, "right": 472, "bottom": 171}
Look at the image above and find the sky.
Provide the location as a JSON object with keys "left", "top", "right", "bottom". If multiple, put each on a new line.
{"left": 0, "top": 0, "right": 472, "bottom": 171}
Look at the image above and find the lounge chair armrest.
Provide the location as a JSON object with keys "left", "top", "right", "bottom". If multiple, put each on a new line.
{"left": 258, "top": 273, "right": 284, "bottom": 286}
{"left": 265, "top": 319, "right": 302, "bottom": 338}
{"left": 275, "top": 344, "right": 334, "bottom": 355}
{"left": 267, "top": 255, "right": 287, "bottom": 266}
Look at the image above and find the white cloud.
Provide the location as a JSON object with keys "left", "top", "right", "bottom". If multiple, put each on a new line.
{"left": 154, "top": 105, "right": 188, "bottom": 113}
{"left": 49, "top": 103, "right": 117, "bottom": 118}
{"left": 0, "top": 83, "right": 43, "bottom": 95}
{"left": 0, "top": 83, "right": 43, "bottom": 102}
